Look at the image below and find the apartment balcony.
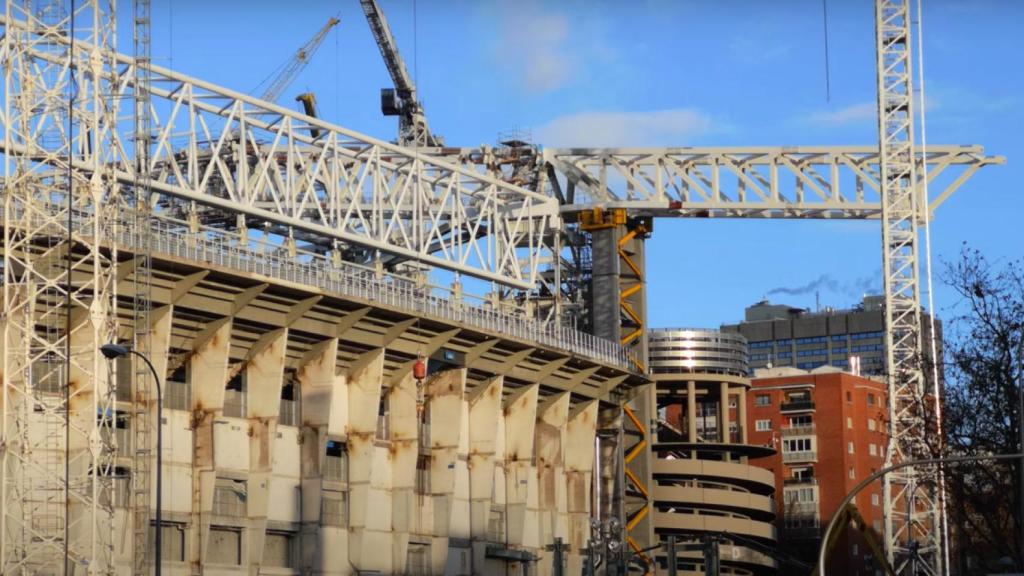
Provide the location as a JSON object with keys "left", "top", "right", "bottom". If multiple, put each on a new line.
{"left": 780, "top": 400, "right": 815, "bottom": 413}
{"left": 783, "top": 477, "right": 818, "bottom": 486}
{"left": 781, "top": 424, "right": 816, "bottom": 437}
{"left": 783, "top": 523, "right": 823, "bottom": 540}
{"left": 781, "top": 450, "right": 817, "bottom": 463}
{"left": 783, "top": 501, "right": 820, "bottom": 516}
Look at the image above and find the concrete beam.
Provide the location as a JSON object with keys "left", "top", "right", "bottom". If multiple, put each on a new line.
{"left": 503, "top": 384, "right": 539, "bottom": 548}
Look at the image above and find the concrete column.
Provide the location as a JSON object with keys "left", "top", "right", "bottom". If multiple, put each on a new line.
{"left": 565, "top": 400, "right": 599, "bottom": 576}
{"left": 389, "top": 370, "right": 419, "bottom": 573}
{"left": 425, "top": 368, "right": 468, "bottom": 574}
{"left": 589, "top": 228, "right": 620, "bottom": 342}
{"left": 687, "top": 380, "right": 698, "bottom": 443}
{"left": 295, "top": 338, "right": 347, "bottom": 575}
{"left": 738, "top": 386, "right": 748, "bottom": 444}
{"left": 467, "top": 376, "right": 504, "bottom": 572}
{"left": 535, "top": 392, "right": 570, "bottom": 576}
{"left": 503, "top": 384, "right": 539, "bottom": 549}
{"left": 244, "top": 328, "right": 287, "bottom": 575}
{"left": 719, "top": 381, "right": 730, "bottom": 443}
{"left": 189, "top": 317, "right": 232, "bottom": 569}
{"left": 346, "top": 349, "right": 392, "bottom": 574}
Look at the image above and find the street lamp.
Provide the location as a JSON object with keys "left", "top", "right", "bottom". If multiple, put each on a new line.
{"left": 100, "top": 343, "right": 163, "bottom": 576}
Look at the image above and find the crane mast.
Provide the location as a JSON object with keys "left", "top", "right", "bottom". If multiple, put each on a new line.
{"left": 359, "top": 0, "right": 441, "bottom": 147}
{"left": 257, "top": 16, "right": 339, "bottom": 104}
{"left": 874, "top": 0, "right": 944, "bottom": 574}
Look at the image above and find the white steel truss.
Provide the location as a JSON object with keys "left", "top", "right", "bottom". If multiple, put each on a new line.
{"left": 0, "top": 2, "right": 1002, "bottom": 573}
{"left": 875, "top": 0, "right": 942, "bottom": 574}
{"left": 1, "top": 0, "right": 119, "bottom": 573}
{"left": 543, "top": 146, "right": 1001, "bottom": 219}
{"left": 0, "top": 16, "right": 560, "bottom": 290}
{"left": 130, "top": 0, "right": 153, "bottom": 573}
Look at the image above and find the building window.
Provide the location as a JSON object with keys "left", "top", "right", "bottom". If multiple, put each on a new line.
{"left": 755, "top": 419, "right": 772, "bottom": 432}
{"left": 224, "top": 372, "right": 246, "bottom": 418}
{"left": 262, "top": 531, "right": 296, "bottom": 568}
{"left": 148, "top": 521, "right": 186, "bottom": 562}
{"left": 782, "top": 437, "right": 814, "bottom": 455}
{"left": 847, "top": 417, "right": 853, "bottom": 429}
{"left": 792, "top": 467, "right": 814, "bottom": 480}
{"left": 416, "top": 455, "right": 431, "bottom": 495}
{"left": 407, "top": 543, "right": 430, "bottom": 576}
{"left": 321, "top": 491, "right": 348, "bottom": 527}
{"left": 208, "top": 526, "right": 242, "bottom": 565}
{"left": 832, "top": 334, "right": 847, "bottom": 342}
{"left": 790, "top": 415, "right": 812, "bottom": 427}
{"left": 869, "top": 443, "right": 877, "bottom": 456}
{"left": 783, "top": 486, "right": 818, "bottom": 503}
{"left": 867, "top": 393, "right": 876, "bottom": 406}
{"left": 846, "top": 391, "right": 853, "bottom": 402}
{"left": 872, "top": 493, "right": 880, "bottom": 506}
{"left": 853, "top": 544, "right": 859, "bottom": 556}
{"left": 166, "top": 364, "right": 191, "bottom": 411}
{"left": 213, "top": 478, "right": 247, "bottom": 517}
{"left": 849, "top": 467, "right": 856, "bottom": 479}
{"left": 848, "top": 442, "right": 855, "bottom": 454}
{"left": 323, "top": 439, "right": 348, "bottom": 482}
{"left": 873, "top": 520, "right": 882, "bottom": 532}
{"left": 728, "top": 397, "right": 737, "bottom": 409}
{"left": 755, "top": 394, "right": 771, "bottom": 407}
{"left": 488, "top": 505, "right": 507, "bottom": 542}
{"left": 376, "top": 392, "right": 391, "bottom": 441}
{"left": 279, "top": 378, "right": 299, "bottom": 427}
{"left": 868, "top": 418, "right": 877, "bottom": 431}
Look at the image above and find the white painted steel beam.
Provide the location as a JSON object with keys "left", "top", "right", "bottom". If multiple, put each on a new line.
{"left": 544, "top": 146, "right": 1002, "bottom": 219}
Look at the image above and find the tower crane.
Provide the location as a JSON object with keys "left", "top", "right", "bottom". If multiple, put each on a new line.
{"left": 254, "top": 15, "right": 339, "bottom": 104}
{"left": 359, "top": 0, "right": 441, "bottom": 147}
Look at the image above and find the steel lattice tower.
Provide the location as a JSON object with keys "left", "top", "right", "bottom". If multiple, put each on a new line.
{"left": 875, "top": 0, "right": 944, "bottom": 574}
{"left": 1, "top": 1, "right": 119, "bottom": 572}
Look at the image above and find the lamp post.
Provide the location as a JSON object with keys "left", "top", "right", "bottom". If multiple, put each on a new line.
{"left": 816, "top": 453, "right": 1024, "bottom": 576}
{"left": 101, "top": 344, "right": 163, "bottom": 576}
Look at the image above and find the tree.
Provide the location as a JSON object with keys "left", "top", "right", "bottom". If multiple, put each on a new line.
{"left": 942, "top": 245, "right": 1024, "bottom": 575}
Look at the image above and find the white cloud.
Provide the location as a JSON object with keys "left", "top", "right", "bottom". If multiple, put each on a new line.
{"left": 803, "top": 102, "right": 876, "bottom": 127}
{"left": 535, "top": 108, "right": 717, "bottom": 148}
{"left": 492, "top": 3, "right": 573, "bottom": 93}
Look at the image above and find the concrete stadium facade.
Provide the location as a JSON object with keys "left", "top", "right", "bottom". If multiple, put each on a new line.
{"left": 1, "top": 236, "right": 645, "bottom": 576}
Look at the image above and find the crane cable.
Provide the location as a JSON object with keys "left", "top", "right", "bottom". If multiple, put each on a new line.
{"left": 913, "top": 1, "right": 949, "bottom": 574}
{"left": 822, "top": 0, "right": 832, "bottom": 102}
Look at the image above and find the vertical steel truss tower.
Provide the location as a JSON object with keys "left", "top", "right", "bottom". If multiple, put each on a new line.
{"left": 875, "top": 0, "right": 942, "bottom": 574}
{"left": 1, "top": 1, "right": 119, "bottom": 573}
{"left": 130, "top": 0, "right": 153, "bottom": 573}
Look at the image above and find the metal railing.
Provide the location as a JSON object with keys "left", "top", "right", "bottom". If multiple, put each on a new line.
{"left": 781, "top": 424, "right": 817, "bottom": 437}
{"left": 783, "top": 477, "right": 818, "bottom": 486}
{"left": 782, "top": 450, "right": 818, "bottom": 463}
{"left": 7, "top": 205, "right": 634, "bottom": 370}
{"left": 780, "top": 400, "right": 816, "bottom": 412}
{"left": 123, "top": 215, "right": 633, "bottom": 371}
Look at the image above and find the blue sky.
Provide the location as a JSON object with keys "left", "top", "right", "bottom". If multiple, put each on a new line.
{"left": 137, "top": 0, "right": 1022, "bottom": 330}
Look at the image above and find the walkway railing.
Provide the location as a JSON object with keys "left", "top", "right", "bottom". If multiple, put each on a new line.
{"left": 117, "top": 216, "right": 633, "bottom": 371}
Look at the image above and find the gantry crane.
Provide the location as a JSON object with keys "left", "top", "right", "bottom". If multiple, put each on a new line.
{"left": 359, "top": 0, "right": 441, "bottom": 147}
{"left": 254, "top": 15, "right": 339, "bottom": 104}
{"left": 0, "top": 1, "right": 1002, "bottom": 574}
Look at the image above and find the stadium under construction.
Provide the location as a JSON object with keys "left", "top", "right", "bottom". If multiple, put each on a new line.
{"left": 0, "top": 0, "right": 1004, "bottom": 574}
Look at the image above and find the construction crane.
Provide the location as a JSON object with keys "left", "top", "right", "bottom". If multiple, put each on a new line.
{"left": 254, "top": 15, "right": 339, "bottom": 104}
{"left": 359, "top": 0, "right": 441, "bottom": 147}
{"left": 0, "top": 3, "right": 1002, "bottom": 575}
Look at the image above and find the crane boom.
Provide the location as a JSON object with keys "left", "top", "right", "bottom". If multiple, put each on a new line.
{"left": 258, "top": 16, "right": 339, "bottom": 103}
{"left": 359, "top": 0, "right": 440, "bottom": 146}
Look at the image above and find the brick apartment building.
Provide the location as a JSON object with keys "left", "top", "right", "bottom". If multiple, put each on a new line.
{"left": 746, "top": 367, "right": 889, "bottom": 576}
